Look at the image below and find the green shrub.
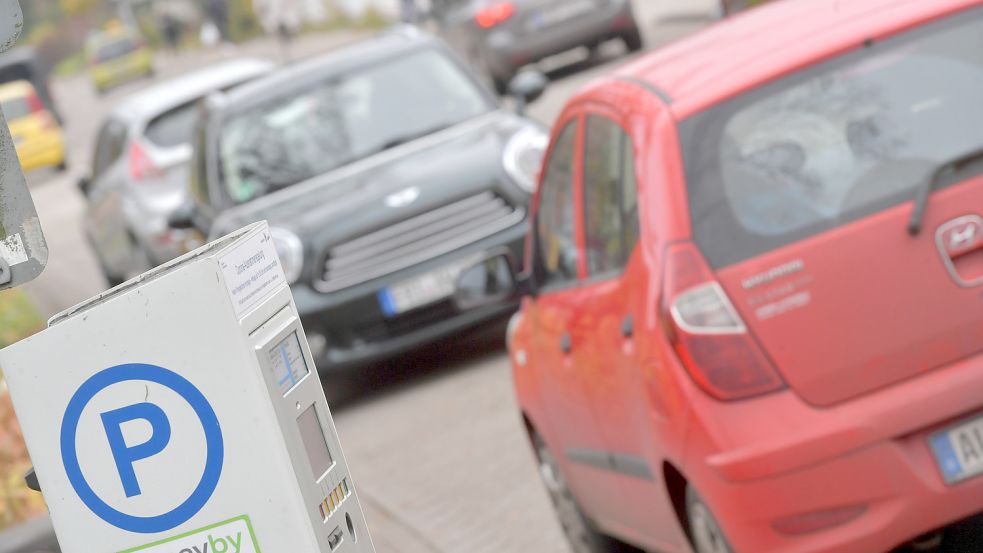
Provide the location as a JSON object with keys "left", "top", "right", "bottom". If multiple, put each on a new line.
{"left": 356, "top": 8, "right": 392, "bottom": 29}
{"left": 228, "top": 0, "right": 263, "bottom": 43}
{"left": 53, "top": 52, "right": 85, "bottom": 77}
{"left": 0, "top": 290, "right": 43, "bottom": 350}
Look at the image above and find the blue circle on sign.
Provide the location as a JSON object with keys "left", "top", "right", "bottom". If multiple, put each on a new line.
{"left": 60, "top": 364, "right": 224, "bottom": 534}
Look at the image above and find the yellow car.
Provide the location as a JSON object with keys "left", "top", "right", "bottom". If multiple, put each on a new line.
{"left": 0, "top": 80, "right": 66, "bottom": 173}
{"left": 86, "top": 31, "right": 154, "bottom": 94}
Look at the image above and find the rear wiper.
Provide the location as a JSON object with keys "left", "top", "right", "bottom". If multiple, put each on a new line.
{"left": 908, "top": 147, "right": 983, "bottom": 235}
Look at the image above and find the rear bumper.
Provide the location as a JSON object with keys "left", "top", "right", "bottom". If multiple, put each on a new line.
{"left": 482, "top": 0, "right": 637, "bottom": 79}
{"left": 293, "top": 222, "right": 526, "bottom": 371}
{"left": 90, "top": 57, "right": 153, "bottom": 90}
{"left": 682, "top": 352, "right": 983, "bottom": 552}
{"left": 15, "top": 130, "right": 64, "bottom": 172}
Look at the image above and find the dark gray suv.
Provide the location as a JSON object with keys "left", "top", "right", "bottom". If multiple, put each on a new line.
{"left": 431, "top": 0, "right": 643, "bottom": 93}
{"left": 175, "top": 29, "right": 548, "bottom": 370}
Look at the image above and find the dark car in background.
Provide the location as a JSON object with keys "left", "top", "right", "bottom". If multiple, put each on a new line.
{"left": 175, "top": 28, "right": 548, "bottom": 370}
{"left": 81, "top": 58, "right": 274, "bottom": 286}
{"left": 430, "top": 0, "right": 643, "bottom": 93}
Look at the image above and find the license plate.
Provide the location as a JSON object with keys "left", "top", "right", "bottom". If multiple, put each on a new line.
{"left": 378, "top": 259, "right": 474, "bottom": 317}
{"left": 929, "top": 414, "right": 983, "bottom": 485}
{"left": 527, "top": 0, "right": 596, "bottom": 30}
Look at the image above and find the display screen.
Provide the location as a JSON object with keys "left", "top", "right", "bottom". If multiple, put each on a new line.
{"left": 269, "top": 331, "right": 310, "bottom": 396}
{"left": 297, "top": 405, "right": 334, "bottom": 480}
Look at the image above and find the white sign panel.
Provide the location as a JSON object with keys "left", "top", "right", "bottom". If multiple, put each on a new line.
{"left": 218, "top": 229, "right": 286, "bottom": 317}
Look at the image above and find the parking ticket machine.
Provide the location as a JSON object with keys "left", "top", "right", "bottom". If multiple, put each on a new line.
{"left": 0, "top": 222, "right": 375, "bottom": 553}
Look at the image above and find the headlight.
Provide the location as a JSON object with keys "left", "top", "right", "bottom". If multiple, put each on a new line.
{"left": 506, "top": 310, "right": 524, "bottom": 350}
{"left": 270, "top": 227, "right": 304, "bottom": 285}
{"left": 503, "top": 125, "right": 549, "bottom": 194}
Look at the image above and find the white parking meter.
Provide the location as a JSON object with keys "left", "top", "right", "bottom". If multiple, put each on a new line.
{"left": 0, "top": 222, "right": 375, "bottom": 553}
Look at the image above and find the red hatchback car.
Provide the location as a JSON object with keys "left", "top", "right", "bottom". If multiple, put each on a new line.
{"left": 456, "top": 0, "right": 983, "bottom": 551}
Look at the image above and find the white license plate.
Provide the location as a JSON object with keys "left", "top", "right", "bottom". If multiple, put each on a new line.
{"left": 378, "top": 259, "right": 474, "bottom": 317}
{"left": 527, "top": 0, "right": 596, "bottom": 30}
{"left": 929, "top": 414, "right": 983, "bottom": 485}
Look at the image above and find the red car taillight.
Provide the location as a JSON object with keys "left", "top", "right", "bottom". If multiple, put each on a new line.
{"left": 476, "top": 2, "right": 515, "bottom": 28}
{"left": 26, "top": 91, "right": 44, "bottom": 113}
{"left": 661, "top": 243, "right": 785, "bottom": 401}
{"left": 128, "top": 142, "right": 163, "bottom": 181}
{"left": 25, "top": 91, "right": 57, "bottom": 129}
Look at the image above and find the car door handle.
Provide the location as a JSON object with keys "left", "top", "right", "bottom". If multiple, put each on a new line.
{"left": 560, "top": 332, "right": 572, "bottom": 354}
{"left": 621, "top": 315, "right": 634, "bottom": 339}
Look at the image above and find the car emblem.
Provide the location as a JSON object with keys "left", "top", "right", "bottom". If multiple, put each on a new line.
{"left": 936, "top": 215, "right": 983, "bottom": 287}
{"left": 385, "top": 186, "right": 420, "bottom": 209}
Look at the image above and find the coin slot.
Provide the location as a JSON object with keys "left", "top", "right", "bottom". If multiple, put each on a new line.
{"left": 346, "top": 511, "right": 357, "bottom": 544}
{"left": 328, "top": 525, "right": 344, "bottom": 550}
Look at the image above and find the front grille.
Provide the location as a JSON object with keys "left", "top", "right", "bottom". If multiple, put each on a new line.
{"left": 314, "top": 192, "right": 525, "bottom": 293}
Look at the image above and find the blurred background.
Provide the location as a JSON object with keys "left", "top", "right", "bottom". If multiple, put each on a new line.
{"left": 0, "top": 0, "right": 723, "bottom": 551}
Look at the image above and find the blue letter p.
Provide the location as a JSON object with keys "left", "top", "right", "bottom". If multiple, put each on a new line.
{"left": 101, "top": 403, "right": 171, "bottom": 498}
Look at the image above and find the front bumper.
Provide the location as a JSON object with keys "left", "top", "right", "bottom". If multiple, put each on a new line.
{"left": 293, "top": 222, "right": 526, "bottom": 371}
{"left": 682, "top": 351, "right": 983, "bottom": 553}
{"left": 483, "top": 0, "right": 637, "bottom": 79}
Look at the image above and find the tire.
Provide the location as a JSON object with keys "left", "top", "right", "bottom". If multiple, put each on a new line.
{"left": 125, "top": 234, "right": 154, "bottom": 278}
{"left": 622, "top": 27, "right": 644, "bottom": 53}
{"left": 686, "top": 487, "right": 735, "bottom": 553}
{"left": 718, "top": 0, "right": 731, "bottom": 18}
{"left": 91, "top": 244, "right": 125, "bottom": 288}
{"left": 533, "top": 434, "right": 633, "bottom": 553}
{"left": 56, "top": 160, "right": 68, "bottom": 172}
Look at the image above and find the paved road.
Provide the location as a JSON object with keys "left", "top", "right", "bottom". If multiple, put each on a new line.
{"left": 5, "top": 2, "right": 715, "bottom": 552}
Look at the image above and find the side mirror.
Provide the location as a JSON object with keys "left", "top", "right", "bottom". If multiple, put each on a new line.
{"left": 168, "top": 201, "right": 198, "bottom": 230}
{"left": 454, "top": 251, "right": 530, "bottom": 310}
{"left": 508, "top": 71, "right": 549, "bottom": 115}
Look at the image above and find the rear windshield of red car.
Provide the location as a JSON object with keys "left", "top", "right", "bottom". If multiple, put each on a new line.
{"left": 679, "top": 7, "right": 983, "bottom": 268}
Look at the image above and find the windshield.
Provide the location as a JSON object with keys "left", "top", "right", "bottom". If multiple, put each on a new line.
{"left": 1, "top": 96, "right": 30, "bottom": 121}
{"left": 219, "top": 48, "right": 492, "bottom": 203}
{"left": 680, "top": 7, "right": 983, "bottom": 268}
{"left": 145, "top": 102, "right": 198, "bottom": 148}
{"left": 96, "top": 38, "right": 137, "bottom": 62}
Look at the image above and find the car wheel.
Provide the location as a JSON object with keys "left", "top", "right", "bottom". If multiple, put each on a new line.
{"left": 533, "top": 434, "right": 631, "bottom": 553}
{"left": 622, "top": 27, "right": 644, "bottom": 53}
{"left": 125, "top": 234, "right": 154, "bottom": 279}
{"left": 56, "top": 160, "right": 68, "bottom": 172}
{"left": 90, "top": 241, "right": 125, "bottom": 288}
{"left": 686, "top": 487, "right": 734, "bottom": 553}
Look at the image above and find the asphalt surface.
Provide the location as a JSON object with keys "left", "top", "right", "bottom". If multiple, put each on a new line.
{"left": 0, "top": 3, "right": 722, "bottom": 552}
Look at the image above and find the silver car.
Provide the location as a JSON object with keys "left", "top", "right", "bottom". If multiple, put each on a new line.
{"left": 81, "top": 58, "right": 273, "bottom": 286}
{"left": 430, "top": 0, "right": 643, "bottom": 93}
